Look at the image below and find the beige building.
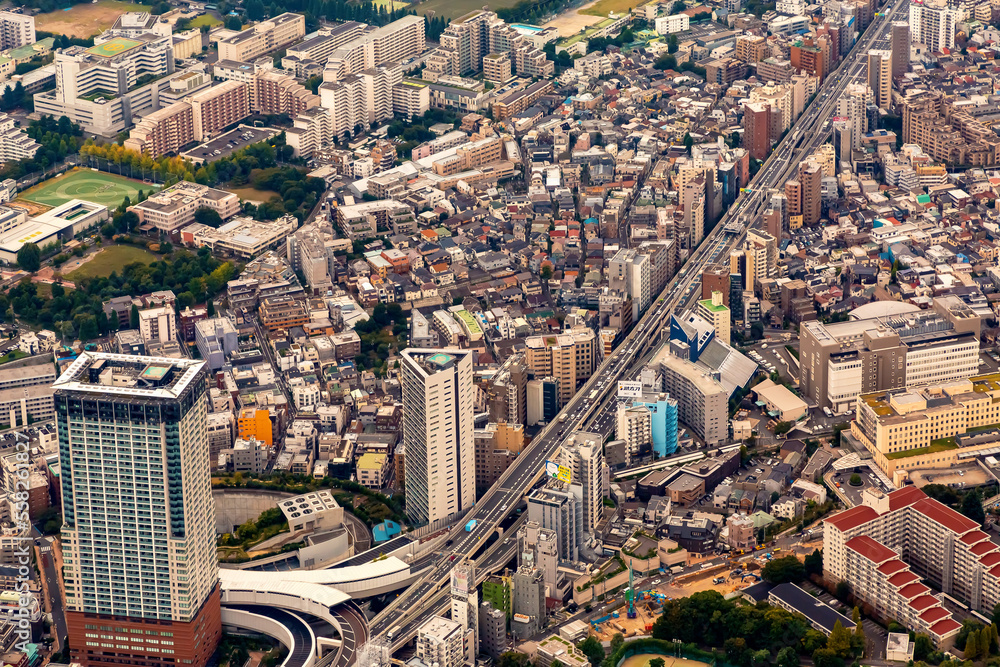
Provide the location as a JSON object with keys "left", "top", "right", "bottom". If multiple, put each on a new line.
{"left": 853, "top": 373, "right": 1000, "bottom": 479}
{"left": 694, "top": 291, "right": 730, "bottom": 345}
{"left": 138, "top": 305, "right": 177, "bottom": 343}
{"left": 735, "top": 34, "right": 768, "bottom": 63}
{"left": 482, "top": 52, "right": 512, "bottom": 83}
{"left": 124, "top": 101, "right": 194, "bottom": 156}
{"left": 218, "top": 13, "right": 306, "bottom": 63}
{"left": 255, "top": 69, "right": 319, "bottom": 115}
{"left": 129, "top": 181, "right": 241, "bottom": 233}
{"left": 189, "top": 80, "right": 250, "bottom": 141}
{"left": 356, "top": 452, "right": 391, "bottom": 489}
{"left": 867, "top": 49, "right": 891, "bottom": 110}
{"left": 524, "top": 328, "right": 598, "bottom": 407}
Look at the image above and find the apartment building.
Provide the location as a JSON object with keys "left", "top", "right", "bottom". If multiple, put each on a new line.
{"left": 743, "top": 101, "right": 771, "bottom": 161}
{"left": 0, "top": 11, "right": 33, "bottom": 50}
{"left": 189, "top": 81, "right": 251, "bottom": 141}
{"left": 909, "top": 0, "right": 955, "bottom": 53}
{"left": 285, "top": 106, "right": 332, "bottom": 158}
{"left": 657, "top": 350, "right": 729, "bottom": 445}
{"left": 332, "top": 199, "right": 413, "bottom": 241}
{"left": 524, "top": 328, "right": 599, "bottom": 407}
{"left": 822, "top": 486, "right": 989, "bottom": 647}
{"left": 401, "top": 349, "right": 476, "bottom": 525}
{"left": 868, "top": 49, "right": 891, "bottom": 109}
{"left": 483, "top": 52, "right": 512, "bottom": 83}
{"left": 426, "top": 10, "right": 552, "bottom": 80}
{"left": 800, "top": 300, "right": 981, "bottom": 413}
{"left": 124, "top": 101, "right": 194, "bottom": 156}
{"left": 616, "top": 404, "right": 652, "bottom": 464}
{"left": 55, "top": 355, "right": 221, "bottom": 667}
{"left": 0, "top": 113, "right": 38, "bottom": 161}
{"left": 393, "top": 78, "right": 430, "bottom": 122}
{"left": 322, "top": 14, "right": 425, "bottom": 82}
{"left": 138, "top": 306, "right": 177, "bottom": 344}
{"left": 129, "top": 181, "right": 240, "bottom": 233}
{"left": 695, "top": 291, "right": 731, "bottom": 345}
{"left": 284, "top": 20, "right": 366, "bottom": 64}
{"left": 608, "top": 241, "right": 676, "bottom": 321}
{"left": 492, "top": 80, "right": 553, "bottom": 120}
{"left": 218, "top": 13, "right": 306, "bottom": 62}
{"left": 735, "top": 34, "right": 768, "bottom": 63}
{"left": 416, "top": 616, "right": 466, "bottom": 667}
{"left": 259, "top": 296, "right": 309, "bottom": 331}
{"left": 730, "top": 229, "right": 777, "bottom": 291}
{"left": 319, "top": 64, "right": 400, "bottom": 140}
{"left": 34, "top": 35, "right": 177, "bottom": 136}
{"left": 255, "top": 69, "right": 319, "bottom": 115}
{"left": 654, "top": 14, "right": 690, "bottom": 34}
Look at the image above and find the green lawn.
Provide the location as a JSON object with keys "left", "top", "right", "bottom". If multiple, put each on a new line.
{"left": 887, "top": 439, "right": 958, "bottom": 460}
{"left": 19, "top": 170, "right": 155, "bottom": 209}
{"left": 581, "top": 0, "right": 640, "bottom": 16}
{"left": 67, "top": 246, "right": 157, "bottom": 282}
{"left": 190, "top": 14, "right": 222, "bottom": 28}
{"left": 0, "top": 349, "right": 27, "bottom": 365}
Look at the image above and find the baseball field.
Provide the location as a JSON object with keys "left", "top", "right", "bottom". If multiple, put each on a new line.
{"left": 19, "top": 170, "right": 156, "bottom": 209}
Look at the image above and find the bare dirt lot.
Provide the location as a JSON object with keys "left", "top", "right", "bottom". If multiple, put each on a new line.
{"left": 36, "top": 0, "right": 152, "bottom": 38}
{"left": 543, "top": 0, "right": 606, "bottom": 37}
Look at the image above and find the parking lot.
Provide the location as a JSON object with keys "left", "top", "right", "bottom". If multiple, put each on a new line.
{"left": 181, "top": 125, "right": 282, "bottom": 164}
{"left": 829, "top": 468, "right": 888, "bottom": 505}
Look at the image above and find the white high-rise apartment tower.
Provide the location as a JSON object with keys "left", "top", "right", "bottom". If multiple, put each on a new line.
{"left": 54, "top": 353, "right": 220, "bottom": 667}
{"left": 0, "top": 11, "right": 34, "bottom": 50}
{"left": 401, "top": 349, "right": 476, "bottom": 525}
{"left": 451, "top": 563, "right": 479, "bottom": 662}
{"left": 560, "top": 431, "right": 605, "bottom": 539}
{"left": 909, "top": 0, "right": 956, "bottom": 53}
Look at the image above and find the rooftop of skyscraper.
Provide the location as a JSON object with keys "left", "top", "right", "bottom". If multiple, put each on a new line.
{"left": 53, "top": 352, "right": 205, "bottom": 399}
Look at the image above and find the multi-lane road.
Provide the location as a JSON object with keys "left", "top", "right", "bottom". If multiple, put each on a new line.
{"left": 367, "top": 0, "right": 907, "bottom": 651}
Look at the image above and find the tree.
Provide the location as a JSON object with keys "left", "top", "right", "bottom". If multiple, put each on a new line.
{"left": 991, "top": 623, "right": 999, "bottom": 655}
{"left": 827, "top": 621, "right": 854, "bottom": 659}
{"left": 849, "top": 473, "right": 862, "bottom": 486}
{"left": 914, "top": 634, "right": 934, "bottom": 661}
{"left": 774, "top": 421, "right": 793, "bottom": 435}
{"left": 812, "top": 648, "right": 843, "bottom": 667}
{"left": 804, "top": 549, "right": 823, "bottom": 576}
{"left": 130, "top": 304, "right": 139, "bottom": 329}
{"left": 497, "top": 653, "right": 531, "bottom": 667}
{"left": 965, "top": 628, "right": 980, "bottom": 661}
{"left": 16, "top": 242, "right": 40, "bottom": 271}
{"left": 577, "top": 637, "right": 604, "bottom": 666}
{"left": 610, "top": 634, "right": 625, "bottom": 654}
{"left": 762, "top": 555, "right": 805, "bottom": 583}
{"left": 194, "top": 207, "right": 223, "bottom": 228}
{"left": 650, "top": 660, "right": 666, "bottom": 667}
{"left": 961, "top": 487, "right": 986, "bottom": 527}
{"left": 668, "top": 33, "right": 679, "bottom": 53}
{"left": 683, "top": 132, "right": 694, "bottom": 154}
{"left": 776, "top": 647, "right": 799, "bottom": 667}
{"left": 225, "top": 15, "right": 242, "bottom": 30}
{"left": 725, "top": 637, "right": 748, "bottom": 664}
{"left": 540, "top": 265, "right": 553, "bottom": 280}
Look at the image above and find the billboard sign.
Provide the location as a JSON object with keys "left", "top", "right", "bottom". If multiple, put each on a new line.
{"left": 617, "top": 381, "right": 643, "bottom": 398}
{"left": 545, "top": 459, "right": 573, "bottom": 484}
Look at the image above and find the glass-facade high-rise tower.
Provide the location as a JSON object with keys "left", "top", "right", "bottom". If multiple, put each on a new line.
{"left": 54, "top": 353, "right": 220, "bottom": 667}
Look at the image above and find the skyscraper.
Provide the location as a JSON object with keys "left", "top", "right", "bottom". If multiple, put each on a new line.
{"left": 54, "top": 353, "right": 220, "bottom": 667}
{"left": 867, "top": 49, "right": 891, "bottom": 109}
{"left": 891, "top": 21, "right": 910, "bottom": 78}
{"left": 560, "top": 431, "right": 604, "bottom": 539}
{"left": 401, "top": 349, "right": 476, "bottom": 525}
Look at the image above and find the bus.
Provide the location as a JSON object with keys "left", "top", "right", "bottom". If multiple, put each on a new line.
{"left": 386, "top": 626, "right": 400, "bottom": 641}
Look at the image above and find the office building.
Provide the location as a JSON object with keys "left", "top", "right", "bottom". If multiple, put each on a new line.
{"left": 189, "top": 81, "right": 250, "bottom": 141}
{"left": 527, "top": 488, "right": 581, "bottom": 562}
{"left": 218, "top": 13, "right": 306, "bottom": 62}
{"left": 909, "top": 1, "right": 955, "bottom": 53}
{"left": 511, "top": 565, "right": 545, "bottom": 639}
{"left": 479, "top": 601, "right": 508, "bottom": 659}
{"left": 799, "top": 300, "right": 981, "bottom": 412}
{"left": 194, "top": 318, "right": 238, "bottom": 371}
{"left": 33, "top": 36, "right": 177, "bottom": 136}
{"left": 526, "top": 377, "right": 559, "bottom": 426}
{"left": 730, "top": 229, "right": 777, "bottom": 291}
{"left": 450, "top": 563, "right": 478, "bottom": 663}
{"left": 129, "top": 181, "right": 240, "bottom": 233}
{"left": 0, "top": 11, "right": 34, "bottom": 50}
{"left": 743, "top": 101, "right": 771, "bottom": 161}
{"left": 524, "top": 328, "right": 598, "bottom": 407}
{"left": 401, "top": 349, "right": 476, "bottom": 526}
{"left": 891, "top": 21, "right": 910, "bottom": 77}
{"left": 823, "top": 487, "right": 980, "bottom": 645}
{"left": 868, "top": 49, "right": 891, "bottom": 109}
{"left": 54, "top": 354, "right": 220, "bottom": 667}
{"left": 695, "top": 291, "right": 731, "bottom": 345}
{"left": 237, "top": 407, "right": 273, "bottom": 447}
{"left": 415, "top": 616, "right": 465, "bottom": 667}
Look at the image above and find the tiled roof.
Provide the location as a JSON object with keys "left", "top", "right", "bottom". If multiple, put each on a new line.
{"left": 961, "top": 530, "right": 991, "bottom": 545}
{"left": 909, "top": 594, "right": 939, "bottom": 612}
{"left": 911, "top": 497, "right": 979, "bottom": 535}
{"left": 919, "top": 607, "right": 949, "bottom": 624}
{"left": 847, "top": 536, "right": 897, "bottom": 564}
{"left": 980, "top": 552, "right": 1000, "bottom": 568}
{"left": 888, "top": 571, "right": 919, "bottom": 587}
{"left": 898, "top": 583, "right": 931, "bottom": 599}
{"left": 877, "top": 559, "right": 907, "bottom": 575}
{"left": 889, "top": 485, "right": 927, "bottom": 511}
{"left": 826, "top": 505, "right": 880, "bottom": 532}
{"left": 930, "top": 618, "right": 961, "bottom": 638}
{"left": 971, "top": 541, "right": 997, "bottom": 556}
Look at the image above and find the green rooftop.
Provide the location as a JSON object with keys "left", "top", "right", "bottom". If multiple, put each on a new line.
{"left": 86, "top": 37, "right": 143, "bottom": 58}
{"left": 698, "top": 298, "right": 728, "bottom": 313}
{"left": 886, "top": 439, "right": 958, "bottom": 460}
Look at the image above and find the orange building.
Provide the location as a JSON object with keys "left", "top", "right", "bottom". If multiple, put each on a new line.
{"left": 238, "top": 407, "right": 273, "bottom": 446}
{"left": 790, "top": 38, "right": 827, "bottom": 81}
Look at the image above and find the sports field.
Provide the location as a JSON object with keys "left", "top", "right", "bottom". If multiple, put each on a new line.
{"left": 19, "top": 170, "right": 155, "bottom": 209}
{"left": 36, "top": 0, "right": 152, "bottom": 38}
{"left": 67, "top": 246, "right": 157, "bottom": 282}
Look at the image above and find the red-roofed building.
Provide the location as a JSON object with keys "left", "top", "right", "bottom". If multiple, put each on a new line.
{"left": 847, "top": 536, "right": 897, "bottom": 563}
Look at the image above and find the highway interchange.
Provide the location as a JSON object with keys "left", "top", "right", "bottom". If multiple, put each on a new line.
{"left": 363, "top": 0, "right": 910, "bottom": 652}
